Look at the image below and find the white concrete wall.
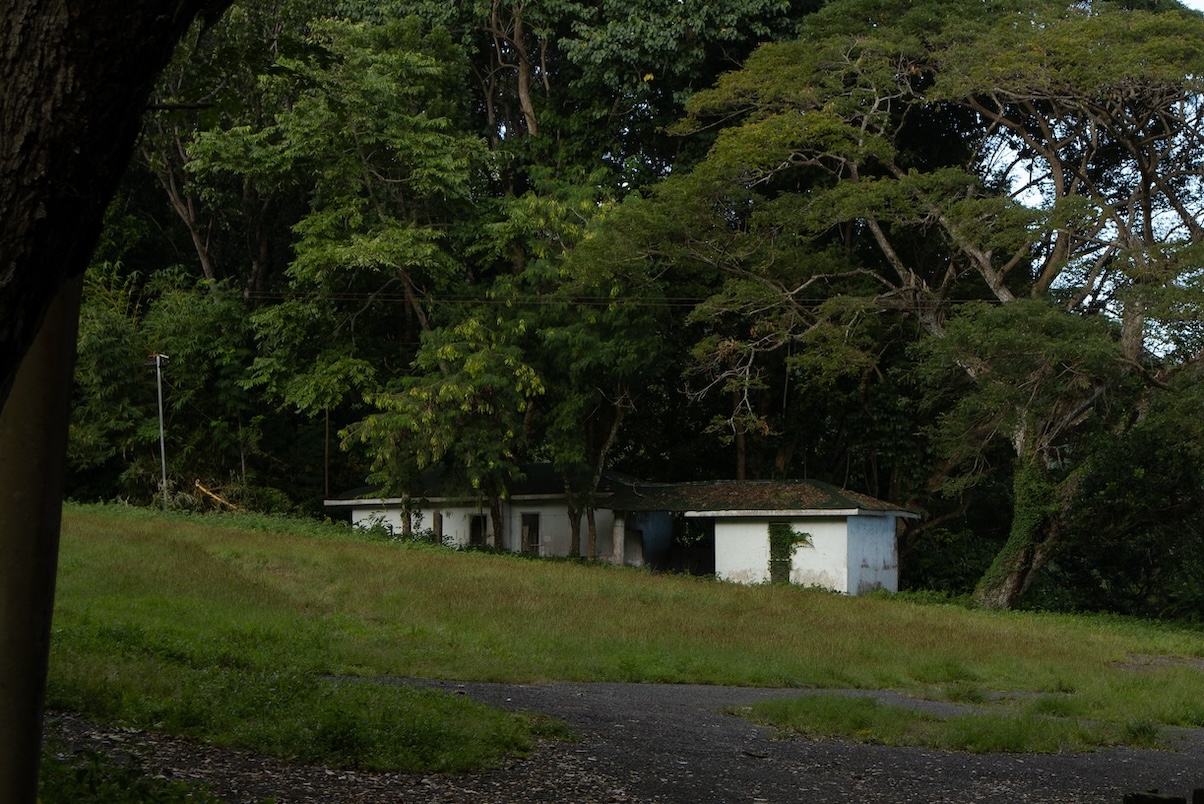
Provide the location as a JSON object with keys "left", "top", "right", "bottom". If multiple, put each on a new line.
{"left": 505, "top": 503, "right": 615, "bottom": 557}
{"left": 350, "top": 501, "right": 616, "bottom": 559}
{"left": 350, "top": 504, "right": 896, "bottom": 592}
{"left": 433, "top": 507, "right": 487, "bottom": 547}
{"left": 349, "top": 504, "right": 488, "bottom": 545}
{"left": 716, "top": 515, "right": 898, "bottom": 595}
{"left": 846, "top": 515, "right": 899, "bottom": 594}
{"left": 788, "top": 518, "right": 850, "bottom": 592}
{"left": 714, "top": 520, "right": 772, "bottom": 584}
{"left": 350, "top": 506, "right": 407, "bottom": 533}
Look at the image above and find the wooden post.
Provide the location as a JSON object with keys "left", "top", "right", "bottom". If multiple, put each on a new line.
{"left": 0, "top": 276, "right": 82, "bottom": 802}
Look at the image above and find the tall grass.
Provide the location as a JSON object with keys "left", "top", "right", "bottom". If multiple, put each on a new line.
{"left": 49, "top": 503, "right": 1204, "bottom": 769}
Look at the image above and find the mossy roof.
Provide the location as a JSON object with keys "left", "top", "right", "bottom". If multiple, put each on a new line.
{"left": 606, "top": 477, "right": 917, "bottom": 517}
{"left": 328, "top": 464, "right": 917, "bottom": 517}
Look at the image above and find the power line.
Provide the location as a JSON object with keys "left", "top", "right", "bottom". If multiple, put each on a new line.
{"left": 241, "top": 290, "right": 708, "bottom": 308}
{"left": 238, "top": 289, "right": 1008, "bottom": 309}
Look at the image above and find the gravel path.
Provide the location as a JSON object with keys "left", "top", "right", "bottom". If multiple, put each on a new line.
{"left": 45, "top": 680, "right": 1204, "bottom": 803}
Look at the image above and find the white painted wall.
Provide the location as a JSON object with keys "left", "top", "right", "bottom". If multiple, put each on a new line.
{"left": 349, "top": 500, "right": 616, "bottom": 558}
{"left": 788, "top": 518, "right": 850, "bottom": 592}
{"left": 349, "top": 503, "right": 489, "bottom": 545}
{"left": 350, "top": 506, "right": 406, "bottom": 533}
{"left": 846, "top": 515, "right": 899, "bottom": 594}
{"left": 505, "top": 503, "right": 616, "bottom": 557}
{"left": 433, "top": 507, "right": 486, "bottom": 546}
{"left": 714, "top": 517, "right": 852, "bottom": 590}
{"left": 713, "top": 515, "right": 898, "bottom": 594}
{"left": 349, "top": 503, "right": 898, "bottom": 593}
{"left": 714, "top": 520, "right": 772, "bottom": 584}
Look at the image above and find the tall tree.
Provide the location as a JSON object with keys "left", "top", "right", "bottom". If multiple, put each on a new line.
{"left": 0, "top": 3, "right": 233, "bottom": 799}
{"left": 649, "top": 0, "right": 1204, "bottom": 607}
{"left": 385, "top": 0, "right": 814, "bottom": 193}
{"left": 187, "top": 14, "right": 491, "bottom": 499}
{"left": 928, "top": 1, "right": 1204, "bottom": 607}
{"left": 137, "top": 0, "right": 335, "bottom": 297}
{"left": 121, "top": 0, "right": 831, "bottom": 513}
{"left": 314, "top": 0, "right": 822, "bottom": 507}
{"left": 346, "top": 314, "right": 545, "bottom": 547}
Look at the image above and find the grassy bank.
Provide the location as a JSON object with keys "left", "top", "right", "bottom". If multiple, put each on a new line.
{"left": 49, "top": 503, "right": 1204, "bottom": 770}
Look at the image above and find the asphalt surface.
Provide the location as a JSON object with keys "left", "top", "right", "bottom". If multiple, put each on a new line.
{"left": 396, "top": 679, "right": 1204, "bottom": 804}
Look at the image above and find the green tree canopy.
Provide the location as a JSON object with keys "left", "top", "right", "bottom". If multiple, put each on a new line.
{"left": 626, "top": 0, "right": 1204, "bottom": 606}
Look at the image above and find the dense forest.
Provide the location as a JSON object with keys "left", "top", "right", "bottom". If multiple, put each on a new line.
{"left": 69, "top": 0, "right": 1204, "bottom": 617}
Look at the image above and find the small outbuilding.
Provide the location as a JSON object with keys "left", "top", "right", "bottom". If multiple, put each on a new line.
{"left": 607, "top": 479, "right": 916, "bottom": 595}
{"left": 325, "top": 467, "right": 917, "bottom": 595}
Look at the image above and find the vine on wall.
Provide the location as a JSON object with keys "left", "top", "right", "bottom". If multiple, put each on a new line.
{"left": 769, "top": 522, "right": 811, "bottom": 584}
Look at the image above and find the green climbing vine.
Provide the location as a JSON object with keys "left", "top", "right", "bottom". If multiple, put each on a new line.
{"left": 973, "top": 457, "right": 1060, "bottom": 608}
{"left": 769, "top": 522, "right": 811, "bottom": 584}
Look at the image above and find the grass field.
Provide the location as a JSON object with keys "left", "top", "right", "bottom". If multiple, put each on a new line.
{"left": 47, "top": 503, "right": 1204, "bottom": 775}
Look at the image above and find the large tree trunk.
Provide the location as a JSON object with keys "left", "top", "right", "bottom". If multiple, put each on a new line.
{"left": 490, "top": 498, "right": 505, "bottom": 551}
{"left": 0, "top": 277, "right": 81, "bottom": 801}
{"left": 972, "top": 457, "right": 1060, "bottom": 610}
{"left": 0, "top": 3, "right": 232, "bottom": 800}
{"left": 565, "top": 481, "right": 582, "bottom": 558}
{"left": 1, "top": 1, "right": 230, "bottom": 405}
{"left": 586, "top": 506, "right": 598, "bottom": 560}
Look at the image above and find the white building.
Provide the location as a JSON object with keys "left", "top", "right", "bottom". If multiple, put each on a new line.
{"left": 326, "top": 467, "right": 917, "bottom": 595}
{"left": 608, "top": 479, "right": 916, "bottom": 595}
{"left": 326, "top": 465, "right": 621, "bottom": 557}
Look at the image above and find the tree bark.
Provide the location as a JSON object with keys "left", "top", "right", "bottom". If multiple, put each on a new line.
{"left": 0, "top": 276, "right": 80, "bottom": 801}
{"left": 586, "top": 506, "right": 598, "bottom": 560}
{"left": 0, "top": 0, "right": 233, "bottom": 405}
{"left": 511, "top": 9, "right": 539, "bottom": 137}
{"left": 490, "top": 498, "right": 505, "bottom": 551}
{"left": 488, "top": 0, "right": 539, "bottom": 137}
{"left": 0, "top": 3, "right": 232, "bottom": 800}
{"left": 565, "top": 480, "right": 582, "bottom": 558}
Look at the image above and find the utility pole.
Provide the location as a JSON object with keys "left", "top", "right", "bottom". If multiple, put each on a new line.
{"left": 148, "top": 353, "right": 170, "bottom": 510}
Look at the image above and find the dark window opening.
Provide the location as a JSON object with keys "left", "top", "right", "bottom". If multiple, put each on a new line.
{"left": 469, "top": 514, "right": 488, "bottom": 547}
{"left": 521, "top": 513, "right": 540, "bottom": 554}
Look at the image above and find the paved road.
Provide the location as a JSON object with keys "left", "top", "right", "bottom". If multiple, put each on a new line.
{"left": 398, "top": 679, "right": 1204, "bottom": 804}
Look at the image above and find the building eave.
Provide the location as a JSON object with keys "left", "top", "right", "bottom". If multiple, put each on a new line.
{"left": 325, "top": 492, "right": 599, "bottom": 509}
{"left": 683, "top": 508, "right": 920, "bottom": 519}
{"left": 324, "top": 497, "right": 399, "bottom": 508}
